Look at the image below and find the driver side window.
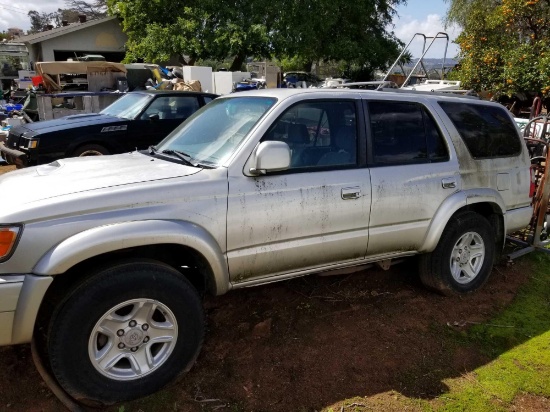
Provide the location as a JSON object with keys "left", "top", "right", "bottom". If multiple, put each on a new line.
{"left": 141, "top": 97, "right": 177, "bottom": 120}
{"left": 263, "top": 101, "right": 357, "bottom": 170}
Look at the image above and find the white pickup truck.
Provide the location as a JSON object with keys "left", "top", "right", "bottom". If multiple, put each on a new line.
{"left": 0, "top": 88, "right": 532, "bottom": 406}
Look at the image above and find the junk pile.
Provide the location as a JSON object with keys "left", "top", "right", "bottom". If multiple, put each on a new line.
{"left": 0, "top": 62, "right": 206, "bottom": 126}
{"left": 0, "top": 90, "right": 29, "bottom": 142}
{"left": 143, "top": 65, "right": 202, "bottom": 92}
{"left": 507, "top": 107, "right": 550, "bottom": 259}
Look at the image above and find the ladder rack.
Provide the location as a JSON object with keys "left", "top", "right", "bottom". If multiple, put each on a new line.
{"left": 382, "top": 32, "right": 451, "bottom": 88}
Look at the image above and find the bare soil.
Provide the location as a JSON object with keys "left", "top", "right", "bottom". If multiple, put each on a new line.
{"left": 0, "top": 164, "right": 542, "bottom": 411}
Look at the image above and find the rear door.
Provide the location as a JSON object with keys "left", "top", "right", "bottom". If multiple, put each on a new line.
{"left": 436, "top": 101, "right": 530, "bottom": 210}
{"left": 365, "top": 99, "right": 460, "bottom": 256}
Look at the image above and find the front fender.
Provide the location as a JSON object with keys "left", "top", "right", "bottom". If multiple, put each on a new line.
{"left": 419, "top": 188, "right": 506, "bottom": 253}
{"left": 33, "top": 220, "right": 229, "bottom": 295}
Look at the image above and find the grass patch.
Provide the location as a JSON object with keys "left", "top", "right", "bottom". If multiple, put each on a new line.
{"left": 324, "top": 252, "right": 550, "bottom": 411}
{"left": 432, "top": 252, "right": 550, "bottom": 411}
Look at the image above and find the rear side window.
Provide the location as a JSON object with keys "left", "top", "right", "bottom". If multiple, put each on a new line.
{"left": 368, "top": 101, "right": 449, "bottom": 165}
{"left": 438, "top": 102, "right": 522, "bottom": 158}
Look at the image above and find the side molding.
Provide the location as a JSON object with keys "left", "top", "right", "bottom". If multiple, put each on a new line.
{"left": 33, "top": 220, "right": 229, "bottom": 295}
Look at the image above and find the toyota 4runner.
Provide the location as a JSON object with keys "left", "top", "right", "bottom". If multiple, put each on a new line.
{"left": 0, "top": 88, "right": 533, "bottom": 405}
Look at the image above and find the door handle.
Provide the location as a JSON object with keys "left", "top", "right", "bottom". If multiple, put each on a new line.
{"left": 441, "top": 177, "right": 457, "bottom": 189}
{"left": 342, "top": 187, "right": 361, "bottom": 200}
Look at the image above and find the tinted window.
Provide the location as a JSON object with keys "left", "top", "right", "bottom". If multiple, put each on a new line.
{"left": 263, "top": 101, "right": 357, "bottom": 169}
{"left": 438, "top": 102, "right": 522, "bottom": 158}
{"left": 369, "top": 101, "right": 449, "bottom": 165}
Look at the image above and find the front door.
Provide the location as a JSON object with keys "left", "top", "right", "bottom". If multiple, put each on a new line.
{"left": 226, "top": 99, "right": 371, "bottom": 283}
{"left": 129, "top": 95, "right": 202, "bottom": 150}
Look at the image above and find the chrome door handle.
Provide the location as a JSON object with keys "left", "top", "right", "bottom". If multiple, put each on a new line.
{"left": 441, "top": 177, "right": 457, "bottom": 189}
{"left": 342, "top": 187, "right": 361, "bottom": 200}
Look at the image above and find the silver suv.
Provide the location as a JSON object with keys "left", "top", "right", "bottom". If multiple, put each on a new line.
{"left": 0, "top": 89, "right": 533, "bottom": 405}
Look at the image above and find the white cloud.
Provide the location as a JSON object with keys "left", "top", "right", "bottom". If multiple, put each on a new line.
{"left": 392, "top": 14, "right": 461, "bottom": 59}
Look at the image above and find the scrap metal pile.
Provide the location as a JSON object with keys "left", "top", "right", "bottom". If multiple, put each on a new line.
{"left": 508, "top": 111, "right": 550, "bottom": 259}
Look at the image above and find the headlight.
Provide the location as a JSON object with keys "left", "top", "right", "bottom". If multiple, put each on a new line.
{"left": 0, "top": 226, "right": 22, "bottom": 262}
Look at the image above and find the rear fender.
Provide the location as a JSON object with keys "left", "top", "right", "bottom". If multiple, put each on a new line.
{"left": 420, "top": 189, "right": 505, "bottom": 253}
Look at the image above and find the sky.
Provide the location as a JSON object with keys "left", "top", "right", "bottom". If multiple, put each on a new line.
{"left": 0, "top": 0, "right": 461, "bottom": 59}
{"left": 394, "top": 0, "right": 461, "bottom": 59}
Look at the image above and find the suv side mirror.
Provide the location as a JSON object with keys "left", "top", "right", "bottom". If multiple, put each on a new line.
{"left": 149, "top": 113, "right": 160, "bottom": 121}
{"left": 250, "top": 141, "right": 291, "bottom": 175}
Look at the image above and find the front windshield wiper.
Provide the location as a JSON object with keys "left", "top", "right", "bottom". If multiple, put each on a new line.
{"left": 148, "top": 145, "right": 158, "bottom": 154}
{"left": 194, "top": 162, "right": 217, "bottom": 169}
{"left": 161, "top": 149, "right": 198, "bottom": 167}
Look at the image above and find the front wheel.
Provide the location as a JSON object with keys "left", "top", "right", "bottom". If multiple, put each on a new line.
{"left": 419, "top": 212, "right": 495, "bottom": 295}
{"left": 46, "top": 261, "right": 204, "bottom": 406}
{"left": 73, "top": 143, "right": 110, "bottom": 157}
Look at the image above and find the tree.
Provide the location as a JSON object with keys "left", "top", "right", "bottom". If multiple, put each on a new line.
{"left": 64, "top": 0, "right": 108, "bottom": 19}
{"left": 107, "top": 0, "right": 404, "bottom": 75}
{"left": 27, "top": 1, "right": 107, "bottom": 34}
{"left": 28, "top": 10, "right": 56, "bottom": 33}
{"left": 107, "top": 0, "right": 273, "bottom": 68}
{"left": 446, "top": 0, "right": 550, "bottom": 98}
{"left": 272, "top": 0, "right": 404, "bottom": 77}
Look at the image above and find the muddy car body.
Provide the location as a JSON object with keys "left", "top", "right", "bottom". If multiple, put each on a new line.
{"left": 0, "top": 88, "right": 533, "bottom": 406}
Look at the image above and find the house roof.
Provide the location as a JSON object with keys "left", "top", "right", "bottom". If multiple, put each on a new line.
{"left": 16, "top": 16, "right": 119, "bottom": 45}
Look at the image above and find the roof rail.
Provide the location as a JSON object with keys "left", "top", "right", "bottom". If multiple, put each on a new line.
{"left": 332, "top": 80, "right": 399, "bottom": 90}
{"left": 378, "top": 87, "right": 480, "bottom": 99}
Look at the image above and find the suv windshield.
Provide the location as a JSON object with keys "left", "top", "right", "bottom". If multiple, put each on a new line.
{"left": 100, "top": 93, "right": 154, "bottom": 119}
{"left": 156, "top": 96, "right": 276, "bottom": 166}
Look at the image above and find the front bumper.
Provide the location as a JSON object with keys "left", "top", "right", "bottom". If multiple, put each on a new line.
{"left": 0, "top": 274, "right": 53, "bottom": 346}
{"left": 0, "top": 142, "right": 28, "bottom": 167}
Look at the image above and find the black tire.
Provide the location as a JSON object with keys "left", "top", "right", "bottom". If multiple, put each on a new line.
{"left": 72, "top": 144, "right": 110, "bottom": 157}
{"left": 419, "top": 212, "right": 495, "bottom": 295}
{"left": 46, "top": 260, "right": 204, "bottom": 406}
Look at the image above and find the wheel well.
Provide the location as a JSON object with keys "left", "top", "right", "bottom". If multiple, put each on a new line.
{"left": 36, "top": 244, "right": 214, "bottom": 341}
{"left": 68, "top": 141, "right": 112, "bottom": 157}
{"left": 452, "top": 202, "right": 505, "bottom": 259}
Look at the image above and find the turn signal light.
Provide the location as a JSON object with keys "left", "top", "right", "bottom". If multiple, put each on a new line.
{"left": 0, "top": 226, "right": 20, "bottom": 260}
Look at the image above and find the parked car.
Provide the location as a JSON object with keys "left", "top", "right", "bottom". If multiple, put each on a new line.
{"left": 283, "top": 71, "right": 321, "bottom": 88}
{"left": 0, "top": 88, "right": 533, "bottom": 406}
{"left": 0, "top": 90, "right": 217, "bottom": 167}
{"left": 232, "top": 78, "right": 264, "bottom": 92}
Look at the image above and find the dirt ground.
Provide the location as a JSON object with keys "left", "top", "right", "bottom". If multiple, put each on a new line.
{"left": 0, "top": 164, "right": 540, "bottom": 411}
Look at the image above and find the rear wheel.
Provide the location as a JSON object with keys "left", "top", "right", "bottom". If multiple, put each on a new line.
{"left": 46, "top": 261, "right": 204, "bottom": 406}
{"left": 73, "top": 144, "right": 110, "bottom": 157}
{"left": 419, "top": 212, "right": 495, "bottom": 295}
